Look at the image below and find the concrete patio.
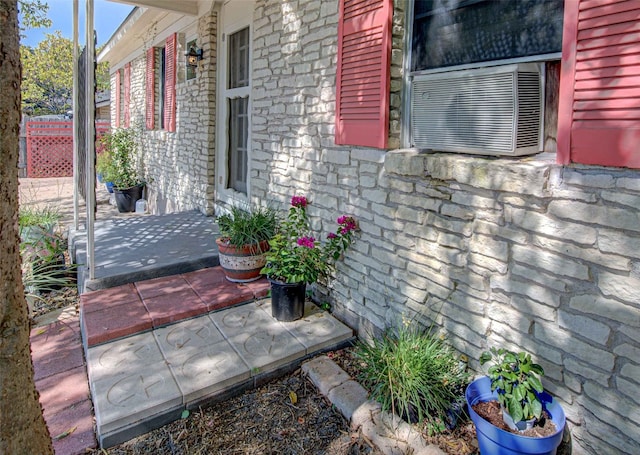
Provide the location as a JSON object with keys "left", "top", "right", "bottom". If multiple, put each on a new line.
{"left": 33, "top": 265, "right": 354, "bottom": 452}
{"left": 69, "top": 210, "right": 220, "bottom": 293}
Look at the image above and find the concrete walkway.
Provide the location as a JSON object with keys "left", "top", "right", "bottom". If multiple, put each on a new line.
{"left": 32, "top": 267, "right": 354, "bottom": 452}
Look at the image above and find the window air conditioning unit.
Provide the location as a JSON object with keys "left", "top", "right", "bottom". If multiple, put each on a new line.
{"left": 410, "top": 63, "right": 544, "bottom": 156}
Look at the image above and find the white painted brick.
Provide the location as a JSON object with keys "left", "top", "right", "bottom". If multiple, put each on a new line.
{"left": 507, "top": 208, "right": 597, "bottom": 245}
{"left": 535, "top": 323, "right": 615, "bottom": 372}
{"left": 558, "top": 310, "right": 611, "bottom": 345}
{"left": 570, "top": 294, "right": 640, "bottom": 327}
{"left": 549, "top": 200, "right": 640, "bottom": 233}
{"left": 598, "top": 270, "right": 640, "bottom": 303}
{"left": 512, "top": 244, "right": 590, "bottom": 280}
{"left": 533, "top": 235, "right": 629, "bottom": 271}
{"left": 491, "top": 274, "right": 562, "bottom": 307}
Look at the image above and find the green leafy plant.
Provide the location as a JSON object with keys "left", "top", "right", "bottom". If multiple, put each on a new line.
{"left": 216, "top": 205, "right": 278, "bottom": 250}
{"left": 21, "top": 231, "right": 76, "bottom": 297}
{"left": 261, "top": 196, "right": 357, "bottom": 284}
{"left": 480, "top": 347, "right": 545, "bottom": 424}
{"left": 18, "top": 204, "right": 61, "bottom": 231}
{"left": 97, "top": 127, "right": 144, "bottom": 189}
{"left": 354, "top": 323, "right": 469, "bottom": 427}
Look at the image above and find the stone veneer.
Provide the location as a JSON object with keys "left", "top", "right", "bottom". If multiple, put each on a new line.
{"left": 249, "top": 1, "right": 640, "bottom": 454}
{"left": 107, "top": 0, "right": 640, "bottom": 453}
{"left": 110, "top": 5, "right": 218, "bottom": 215}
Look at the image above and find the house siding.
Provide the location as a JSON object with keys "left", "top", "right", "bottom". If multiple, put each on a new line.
{"left": 250, "top": 1, "right": 639, "bottom": 454}
{"left": 558, "top": 0, "right": 640, "bottom": 168}
{"left": 102, "top": 0, "right": 640, "bottom": 453}
{"left": 109, "top": 7, "right": 218, "bottom": 215}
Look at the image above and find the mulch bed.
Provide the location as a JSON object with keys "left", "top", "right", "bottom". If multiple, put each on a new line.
{"left": 88, "top": 369, "right": 382, "bottom": 455}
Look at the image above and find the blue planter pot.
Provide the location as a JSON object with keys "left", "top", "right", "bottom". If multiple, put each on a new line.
{"left": 466, "top": 377, "right": 566, "bottom": 455}
{"left": 105, "top": 181, "right": 115, "bottom": 193}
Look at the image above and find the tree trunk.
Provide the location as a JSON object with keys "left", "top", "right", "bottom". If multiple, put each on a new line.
{"left": 0, "top": 1, "right": 54, "bottom": 453}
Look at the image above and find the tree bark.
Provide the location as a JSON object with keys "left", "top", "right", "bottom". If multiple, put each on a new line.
{"left": 0, "top": 1, "right": 54, "bottom": 453}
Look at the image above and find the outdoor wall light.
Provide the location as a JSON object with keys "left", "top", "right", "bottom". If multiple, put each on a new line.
{"left": 186, "top": 45, "right": 203, "bottom": 67}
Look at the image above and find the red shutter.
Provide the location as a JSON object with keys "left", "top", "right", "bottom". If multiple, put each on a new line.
{"left": 335, "top": 0, "right": 392, "bottom": 149}
{"left": 145, "top": 48, "right": 155, "bottom": 130}
{"left": 114, "top": 69, "right": 121, "bottom": 128}
{"left": 557, "top": 0, "right": 640, "bottom": 168}
{"left": 123, "top": 62, "right": 131, "bottom": 128}
{"left": 164, "top": 33, "right": 177, "bottom": 132}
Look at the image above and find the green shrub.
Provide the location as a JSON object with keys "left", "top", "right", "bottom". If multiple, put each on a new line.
{"left": 97, "top": 128, "right": 144, "bottom": 188}
{"left": 18, "top": 204, "right": 61, "bottom": 230}
{"left": 21, "top": 232, "right": 76, "bottom": 296}
{"left": 216, "top": 205, "right": 279, "bottom": 249}
{"left": 354, "top": 323, "right": 469, "bottom": 428}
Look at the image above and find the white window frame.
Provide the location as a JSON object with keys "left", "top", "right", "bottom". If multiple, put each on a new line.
{"left": 216, "top": 0, "right": 254, "bottom": 208}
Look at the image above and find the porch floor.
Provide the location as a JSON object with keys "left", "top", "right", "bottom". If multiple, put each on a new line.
{"left": 69, "top": 210, "right": 220, "bottom": 293}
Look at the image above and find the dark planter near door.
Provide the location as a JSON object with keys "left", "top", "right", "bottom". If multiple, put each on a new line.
{"left": 113, "top": 185, "right": 144, "bottom": 213}
{"left": 465, "top": 376, "right": 566, "bottom": 455}
{"left": 269, "top": 278, "right": 305, "bottom": 321}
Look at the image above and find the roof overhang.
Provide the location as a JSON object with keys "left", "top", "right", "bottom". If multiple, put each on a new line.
{"left": 98, "top": 1, "right": 215, "bottom": 67}
{"left": 109, "top": 0, "right": 199, "bottom": 16}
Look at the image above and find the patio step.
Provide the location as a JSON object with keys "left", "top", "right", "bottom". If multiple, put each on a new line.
{"left": 69, "top": 211, "right": 220, "bottom": 293}
{"left": 81, "top": 281, "right": 354, "bottom": 448}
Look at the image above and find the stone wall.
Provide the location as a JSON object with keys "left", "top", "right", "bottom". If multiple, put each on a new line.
{"left": 110, "top": 7, "right": 218, "bottom": 215}
{"left": 250, "top": 1, "right": 639, "bottom": 454}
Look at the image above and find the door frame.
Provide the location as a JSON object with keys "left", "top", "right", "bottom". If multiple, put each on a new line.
{"left": 215, "top": 0, "right": 254, "bottom": 209}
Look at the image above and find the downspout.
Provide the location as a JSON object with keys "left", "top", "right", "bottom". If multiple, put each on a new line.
{"left": 73, "top": 0, "right": 79, "bottom": 230}
{"left": 85, "top": 0, "right": 96, "bottom": 281}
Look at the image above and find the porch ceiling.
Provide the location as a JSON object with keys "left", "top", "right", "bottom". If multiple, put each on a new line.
{"left": 109, "top": 0, "right": 199, "bottom": 16}
{"left": 98, "top": 7, "right": 182, "bottom": 67}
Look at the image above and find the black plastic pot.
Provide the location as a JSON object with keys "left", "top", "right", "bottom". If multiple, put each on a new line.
{"left": 269, "top": 278, "right": 306, "bottom": 321}
{"left": 113, "top": 185, "right": 144, "bottom": 213}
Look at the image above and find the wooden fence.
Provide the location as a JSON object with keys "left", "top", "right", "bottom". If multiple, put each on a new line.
{"left": 25, "top": 120, "right": 110, "bottom": 178}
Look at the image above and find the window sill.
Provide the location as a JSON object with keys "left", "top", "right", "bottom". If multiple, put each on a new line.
{"left": 384, "top": 149, "right": 558, "bottom": 197}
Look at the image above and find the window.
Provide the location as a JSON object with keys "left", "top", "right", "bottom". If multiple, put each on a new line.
{"left": 186, "top": 39, "right": 197, "bottom": 81}
{"left": 114, "top": 68, "right": 122, "bottom": 127}
{"left": 143, "top": 35, "right": 176, "bottom": 132}
{"left": 411, "top": 0, "right": 564, "bottom": 73}
{"left": 160, "top": 46, "right": 166, "bottom": 129}
{"left": 406, "top": 0, "right": 564, "bottom": 155}
{"left": 226, "top": 27, "right": 250, "bottom": 194}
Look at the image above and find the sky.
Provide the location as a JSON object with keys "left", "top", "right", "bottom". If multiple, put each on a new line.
{"left": 20, "top": 0, "right": 134, "bottom": 48}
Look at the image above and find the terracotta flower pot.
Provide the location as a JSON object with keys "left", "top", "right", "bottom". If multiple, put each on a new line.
{"left": 216, "top": 238, "right": 269, "bottom": 283}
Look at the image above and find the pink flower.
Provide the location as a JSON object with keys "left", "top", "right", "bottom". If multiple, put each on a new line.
{"left": 291, "top": 196, "right": 308, "bottom": 208}
{"left": 337, "top": 215, "right": 357, "bottom": 233}
{"left": 327, "top": 232, "right": 337, "bottom": 239}
{"left": 297, "top": 236, "right": 316, "bottom": 248}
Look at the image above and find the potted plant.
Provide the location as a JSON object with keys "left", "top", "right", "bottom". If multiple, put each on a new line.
{"left": 97, "top": 128, "right": 145, "bottom": 212}
{"left": 215, "top": 206, "right": 278, "bottom": 283}
{"left": 260, "top": 195, "right": 358, "bottom": 321}
{"left": 465, "top": 347, "right": 566, "bottom": 455}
